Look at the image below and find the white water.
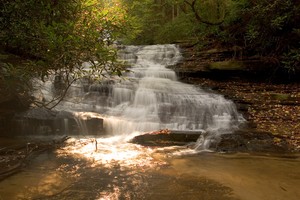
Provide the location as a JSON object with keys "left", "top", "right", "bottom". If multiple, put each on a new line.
{"left": 7, "top": 46, "right": 299, "bottom": 200}
{"left": 37, "top": 44, "right": 244, "bottom": 148}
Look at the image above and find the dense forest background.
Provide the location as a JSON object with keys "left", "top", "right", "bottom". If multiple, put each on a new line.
{"left": 123, "top": 0, "right": 299, "bottom": 75}
{"left": 0, "top": 0, "right": 299, "bottom": 112}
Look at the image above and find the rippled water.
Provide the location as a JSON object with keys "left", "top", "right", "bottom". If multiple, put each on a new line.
{"left": 0, "top": 136, "right": 299, "bottom": 200}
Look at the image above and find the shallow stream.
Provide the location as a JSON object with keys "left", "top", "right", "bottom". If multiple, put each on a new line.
{"left": 0, "top": 136, "right": 299, "bottom": 200}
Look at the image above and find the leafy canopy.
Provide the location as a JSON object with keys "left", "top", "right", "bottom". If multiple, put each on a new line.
{"left": 0, "top": 0, "right": 133, "bottom": 108}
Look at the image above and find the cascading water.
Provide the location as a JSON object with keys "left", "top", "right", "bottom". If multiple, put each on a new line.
{"left": 5, "top": 45, "right": 300, "bottom": 200}
{"left": 37, "top": 44, "right": 244, "bottom": 149}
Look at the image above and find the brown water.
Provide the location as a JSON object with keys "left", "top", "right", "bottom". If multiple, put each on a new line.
{"left": 164, "top": 153, "right": 300, "bottom": 200}
{"left": 0, "top": 136, "right": 299, "bottom": 200}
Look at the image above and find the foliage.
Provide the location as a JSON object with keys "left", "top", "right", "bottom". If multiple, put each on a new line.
{"left": 0, "top": 59, "right": 33, "bottom": 108}
{"left": 0, "top": 0, "right": 132, "bottom": 108}
{"left": 241, "top": 0, "right": 299, "bottom": 55}
{"left": 179, "top": 0, "right": 228, "bottom": 25}
{"left": 281, "top": 49, "right": 300, "bottom": 75}
{"left": 228, "top": 0, "right": 300, "bottom": 78}
{"left": 154, "top": 15, "right": 196, "bottom": 44}
{"left": 122, "top": 0, "right": 166, "bottom": 44}
{"left": 124, "top": 0, "right": 299, "bottom": 79}
{"left": 1, "top": 0, "right": 299, "bottom": 110}
{"left": 124, "top": 0, "right": 239, "bottom": 45}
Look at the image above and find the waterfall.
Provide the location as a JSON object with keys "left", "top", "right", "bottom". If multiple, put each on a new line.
{"left": 36, "top": 44, "right": 244, "bottom": 149}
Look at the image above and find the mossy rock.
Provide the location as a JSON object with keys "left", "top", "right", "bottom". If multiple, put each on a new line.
{"left": 207, "top": 61, "right": 245, "bottom": 71}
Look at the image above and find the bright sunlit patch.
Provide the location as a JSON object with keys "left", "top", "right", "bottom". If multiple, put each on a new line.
{"left": 73, "top": 111, "right": 103, "bottom": 120}
{"left": 56, "top": 132, "right": 166, "bottom": 169}
{"left": 97, "top": 186, "right": 121, "bottom": 200}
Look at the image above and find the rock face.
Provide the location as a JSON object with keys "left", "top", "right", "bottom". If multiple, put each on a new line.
{"left": 85, "top": 117, "right": 104, "bottom": 135}
{"left": 171, "top": 45, "right": 293, "bottom": 82}
{"left": 8, "top": 108, "right": 104, "bottom": 136}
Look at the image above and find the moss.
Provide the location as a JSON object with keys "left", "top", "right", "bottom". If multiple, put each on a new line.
{"left": 203, "top": 48, "right": 219, "bottom": 53}
{"left": 270, "top": 93, "right": 290, "bottom": 101}
{"left": 208, "top": 61, "right": 245, "bottom": 71}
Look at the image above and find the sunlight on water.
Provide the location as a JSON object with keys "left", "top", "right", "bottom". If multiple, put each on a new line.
{"left": 1, "top": 136, "right": 299, "bottom": 200}
{"left": 56, "top": 134, "right": 167, "bottom": 169}
{"left": 96, "top": 186, "right": 121, "bottom": 200}
{"left": 167, "top": 153, "right": 300, "bottom": 200}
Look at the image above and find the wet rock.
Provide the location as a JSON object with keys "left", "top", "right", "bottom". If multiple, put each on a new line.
{"left": 131, "top": 129, "right": 290, "bottom": 153}
{"left": 9, "top": 108, "right": 104, "bottom": 136}
{"left": 130, "top": 130, "right": 202, "bottom": 147}
{"left": 11, "top": 108, "right": 58, "bottom": 135}
{"left": 85, "top": 117, "right": 104, "bottom": 135}
{"left": 215, "top": 130, "right": 289, "bottom": 153}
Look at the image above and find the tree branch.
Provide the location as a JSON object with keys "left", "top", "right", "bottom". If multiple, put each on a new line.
{"left": 184, "top": 0, "right": 225, "bottom": 25}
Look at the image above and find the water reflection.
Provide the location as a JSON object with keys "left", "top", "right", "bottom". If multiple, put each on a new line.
{"left": 56, "top": 133, "right": 166, "bottom": 168}
{"left": 0, "top": 136, "right": 299, "bottom": 200}
{"left": 167, "top": 153, "right": 300, "bottom": 200}
{"left": 0, "top": 151, "right": 73, "bottom": 200}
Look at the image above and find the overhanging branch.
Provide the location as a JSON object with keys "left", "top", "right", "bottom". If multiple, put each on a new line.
{"left": 183, "top": 0, "right": 225, "bottom": 25}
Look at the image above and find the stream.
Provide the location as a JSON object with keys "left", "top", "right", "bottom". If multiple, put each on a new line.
{"left": 0, "top": 44, "right": 299, "bottom": 200}
{"left": 0, "top": 137, "right": 299, "bottom": 200}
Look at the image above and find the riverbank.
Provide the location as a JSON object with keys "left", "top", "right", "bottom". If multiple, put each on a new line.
{"left": 169, "top": 44, "right": 300, "bottom": 152}
{"left": 1, "top": 136, "right": 300, "bottom": 200}
{"left": 179, "top": 77, "right": 300, "bottom": 152}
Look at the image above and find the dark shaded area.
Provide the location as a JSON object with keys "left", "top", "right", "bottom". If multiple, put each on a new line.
{"left": 0, "top": 108, "right": 104, "bottom": 136}
{"left": 171, "top": 46, "right": 300, "bottom": 83}
{"left": 215, "top": 130, "right": 289, "bottom": 153}
{"left": 0, "top": 136, "right": 68, "bottom": 181}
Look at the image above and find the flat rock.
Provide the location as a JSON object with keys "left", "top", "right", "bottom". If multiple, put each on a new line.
{"left": 130, "top": 129, "right": 290, "bottom": 153}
